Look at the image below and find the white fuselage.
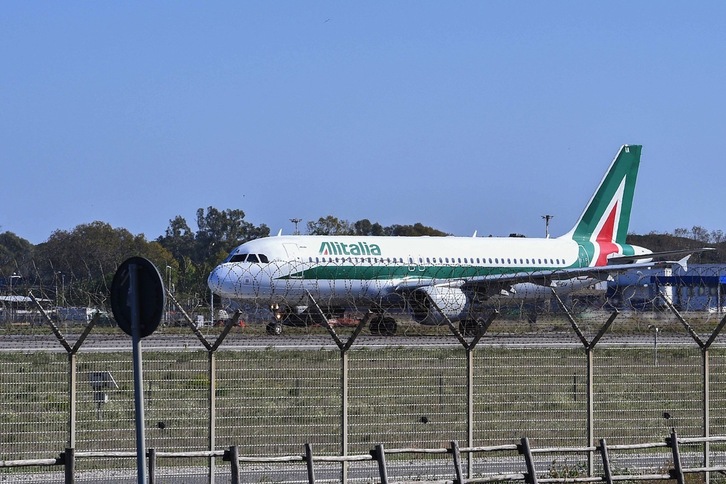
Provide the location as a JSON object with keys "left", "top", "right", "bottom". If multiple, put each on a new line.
{"left": 208, "top": 234, "right": 596, "bottom": 309}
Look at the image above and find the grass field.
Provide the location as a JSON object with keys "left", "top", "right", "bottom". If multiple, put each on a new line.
{"left": 3, "top": 342, "right": 726, "bottom": 460}
{"left": 3, "top": 306, "right": 726, "bottom": 481}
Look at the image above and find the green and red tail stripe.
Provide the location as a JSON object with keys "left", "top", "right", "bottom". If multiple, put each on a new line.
{"left": 562, "top": 144, "right": 642, "bottom": 267}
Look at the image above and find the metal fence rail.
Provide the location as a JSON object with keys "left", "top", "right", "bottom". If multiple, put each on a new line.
{"left": 3, "top": 431, "right": 724, "bottom": 484}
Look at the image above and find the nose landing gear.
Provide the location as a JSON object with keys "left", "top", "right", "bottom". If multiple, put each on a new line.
{"left": 267, "top": 303, "right": 285, "bottom": 335}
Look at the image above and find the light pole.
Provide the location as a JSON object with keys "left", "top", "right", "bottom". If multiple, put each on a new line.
{"left": 290, "top": 218, "right": 302, "bottom": 235}
{"left": 165, "top": 266, "right": 173, "bottom": 325}
{"left": 54, "top": 272, "right": 63, "bottom": 308}
{"left": 9, "top": 273, "right": 21, "bottom": 323}
{"left": 542, "top": 214, "right": 554, "bottom": 238}
{"left": 648, "top": 325, "right": 659, "bottom": 366}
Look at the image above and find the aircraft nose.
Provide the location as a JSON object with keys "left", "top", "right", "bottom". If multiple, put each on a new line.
{"left": 208, "top": 264, "right": 233, "bottom": 297}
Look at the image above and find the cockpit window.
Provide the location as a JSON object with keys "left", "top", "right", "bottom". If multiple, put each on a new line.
{"left": 227, "top": 253, "right": 269, "bottom": 263}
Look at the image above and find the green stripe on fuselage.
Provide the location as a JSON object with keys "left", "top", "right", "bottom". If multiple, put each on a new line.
{"left": 279, "top": 264, "right": 556, "bottom": 281}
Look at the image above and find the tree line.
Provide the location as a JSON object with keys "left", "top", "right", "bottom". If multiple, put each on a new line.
{"left": 0, "top": 208, "right": 724, "bottom": 310}
{"left": 0, "top": 208, "right": 447, "bottom": 308}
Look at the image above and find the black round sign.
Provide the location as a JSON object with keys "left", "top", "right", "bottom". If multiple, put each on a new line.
{"left": 110, "top": 257, "right": 165, "bottom": 338}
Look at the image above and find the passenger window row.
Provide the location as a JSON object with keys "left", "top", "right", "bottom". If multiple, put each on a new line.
{"left": 231, "top": 253, "right": 565, "bottom": 266}
{"left": 307, "top": 256, "right": 564, "bottom": 266}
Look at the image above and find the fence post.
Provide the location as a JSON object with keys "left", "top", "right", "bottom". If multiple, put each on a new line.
{"left": 519, "top": 437, "right": 539, "bottom": 484}
{"left": 341, "top": 349, "right": 349, "bottom": 483}
{"left": 304, "top": 443, "right": 316, "bottom": 483}
{"left": 63, "top": 447, "right": 75, "bottom": 484}
{"left": 68, "top": 353, "right": 77, "bottom": 449}
{"left": 466, "top": 348, "right": 474, "bottom": 478}
{"left": 450, "top": 440, "right": 465, "bottom": 484}
{"left": 668, "top": 430, "right": 685, "bottom": 484}
{"left": 227, "top": 445, "right": 240, "bottom": 484}
{"left": 551, "top": 287, "right": 619, "bottom": 479}
{"left": 373, "top": 443, "right": 389, "bottom": 484}
{"left": 698, "top": 307, "right": 725, "bottom": 484}
{"left": 703, "top": 348, "right": 711, "bottom": 484}
{"left": 586, "top": 346, "right": 594, "bottom": 475}
{"left": 599, "top": 438, "right": 613, "bottom": 484}
{"left": 209, "top": 350, "right": 216, "bottom": 483}
{"left": 148, "top": 448, "right": 156, "bottom": 484}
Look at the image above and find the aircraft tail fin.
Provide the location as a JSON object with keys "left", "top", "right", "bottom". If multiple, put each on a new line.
{"left": 561, "top": 145, "right": 642, "bottom": 265}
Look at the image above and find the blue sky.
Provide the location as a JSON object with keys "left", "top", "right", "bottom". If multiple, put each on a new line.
{"left": 2, "top": 2, "right": 725, "bottom": 245}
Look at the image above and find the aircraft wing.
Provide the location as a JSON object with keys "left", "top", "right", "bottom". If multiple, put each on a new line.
{"left": 462, "top": 260, "right": 671, "bottom": 295}
{"left": 393, "top": 258, "right": 690, "bottom": 299}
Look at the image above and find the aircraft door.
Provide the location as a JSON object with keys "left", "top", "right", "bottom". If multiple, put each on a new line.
{"left": 282, "top": 243, "right": 305, "bottom": 281}
{"left": 283, "top": 244, "right": 300, "bottom": 259}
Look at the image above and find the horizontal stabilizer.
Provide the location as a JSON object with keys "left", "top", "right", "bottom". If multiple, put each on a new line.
{"left": 607, "top": 247, "right": 715, "bottom": 265}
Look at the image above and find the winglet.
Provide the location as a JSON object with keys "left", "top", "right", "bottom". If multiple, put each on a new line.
{"left": 676, "top": 255, "right": 691, "bottom": 273}
{"left": 276, "top": 229, "right": 283, "bottom": 236}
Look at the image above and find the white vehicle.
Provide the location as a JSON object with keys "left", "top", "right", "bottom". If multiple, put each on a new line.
{"left": 208, "top": 145, "right": 704, "bottom": 335}
{"left": 57, "top": 307, "right": 99, "bottom": 323}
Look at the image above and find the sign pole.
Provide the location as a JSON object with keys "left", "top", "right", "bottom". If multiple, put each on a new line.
{"left": 111, "top": 256, "right": 165, "bottom": 484}
{"left": 129, "top": 262, "right": 147, "bottom": 484}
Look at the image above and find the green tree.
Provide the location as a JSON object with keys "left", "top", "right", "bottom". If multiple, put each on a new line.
{"left": 627, "top": 231, "right": 724, "bottom": 264}
{"left": 353, "top": 219, "right": 385, "bottom": 236}
{"left": 157, "top": 207, "right": 270, "bottom": 303}
{"left": 34, "top": 222, "right": 176, "bottom": 306}
{"left": 0, "top": 231, "right": 34, "bottom": 282}
{"left": 308, "top": 217, "right": 446, "bottom": 237}
{"left": 384, "top": 223, "right": 448, "bottom": 236}
{"left": 690, "top": 225, "right": 711, "bottom": 243}
{"left": 195, "top": 207, "right": 269, "bottom": 263}
{"left": 158, "top": 216, "right": 196, "bottom": 261}
{"left": 307, "top": 216, "right": 354, "bottom": 235}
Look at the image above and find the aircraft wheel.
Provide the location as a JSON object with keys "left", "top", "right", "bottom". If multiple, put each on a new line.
{"left": 266, "top": 322, "right": 283, "bottom": 336}
{"left": 459, "top": 320, "right": 480, "bottom": 337}
{"left": 369, "top": 317, "right": 382, "bottom": 335}
{"left": 381, "top": 317, "right": 397, "bottom": 336}
{"left": 370, "top": 317, "right": 397, "bottom": 336}
{"left": 369, "top": 316, "right": 385, "bottom": 335}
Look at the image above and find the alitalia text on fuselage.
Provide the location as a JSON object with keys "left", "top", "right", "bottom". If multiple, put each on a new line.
{"left": 319, "top": 241, "right": 382, "bottom": 257}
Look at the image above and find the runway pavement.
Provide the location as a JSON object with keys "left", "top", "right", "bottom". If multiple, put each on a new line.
{"left": 0, "top": 329, "right": 708, "bottom": 352}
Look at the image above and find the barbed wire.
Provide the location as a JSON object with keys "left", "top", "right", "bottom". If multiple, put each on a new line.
{"left": 1, "top": 257, "right": 725, "bottom": 342}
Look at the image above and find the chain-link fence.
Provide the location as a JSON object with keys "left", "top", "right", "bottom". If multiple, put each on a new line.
{"left": 2, "top": 263, "right": 726, "bottom": 482}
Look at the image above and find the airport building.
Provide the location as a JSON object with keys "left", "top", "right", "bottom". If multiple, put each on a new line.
{"left": 607, "top": 264, "right": 726, "bottom": 312}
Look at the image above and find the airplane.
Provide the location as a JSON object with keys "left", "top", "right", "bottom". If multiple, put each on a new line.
{"left": 208, "top": 145, "right": 705, "bottom": 336}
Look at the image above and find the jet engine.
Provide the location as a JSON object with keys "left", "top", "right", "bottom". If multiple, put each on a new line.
{"left": 409, "top": 285, "right": 470, "bottom": 326}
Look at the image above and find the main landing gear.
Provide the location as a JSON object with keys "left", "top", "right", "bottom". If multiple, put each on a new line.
{"left": 265, "top": 304, "right": 350, "bottom": 336}
{"left": 266, "top": 303, "right": 401, "bottom": 337}
{"left": 266, "top": 321, "right": 283, "bottom": 336}
{"left": 458, "top": 319, "right": 482, "bottom": 337}
{"left": 368, "top": 315, "right": 397, "bottom": 336}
